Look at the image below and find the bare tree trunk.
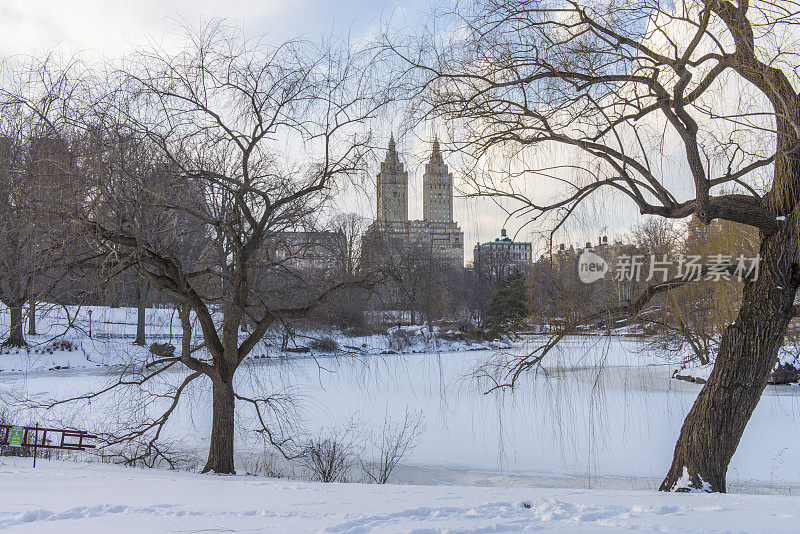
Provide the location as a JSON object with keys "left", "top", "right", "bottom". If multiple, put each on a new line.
{"left": 5, "top": 305, "right": 26, "bottom": 347}
{"left": 281, "top": 330, "right": 289, "bottom": 351}
{"left": 27, "top": 297, "right": 36, "bottom": 336}
{"left": 202, "top": 378, "right": 236, "bottom": 474}
{"left": 134, "top": 280, "right": 147, "bottom": 346}
{"left": 661, "top": 228, "right": 800, "bottom": 492}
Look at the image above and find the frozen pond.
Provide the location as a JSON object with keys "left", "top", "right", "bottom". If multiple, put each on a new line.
{"left": 3, "top": 335, "right": 800, "bottom": 494}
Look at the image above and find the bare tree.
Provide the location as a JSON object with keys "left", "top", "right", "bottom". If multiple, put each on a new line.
{"left": 82, "top": 130, "right": 183, "bottom": 346}
{"left": 0, "top": 125, "right": 32, "bottom": 347}
{"left": 362, "top": 410, "right": 425, "bottom": 484}
{"left": 0, "top": 95, "right": 79, "bottom": 347}
{"left": 10, "top": 24, "right": 386, "bottom": 474}
{"left": 394, "top": 0, "right": 800, "bottom": 492}
{"left": 366, "top": 234, "right": 462, "bottom": 327}
{"left": 333, "top": 212, "right": 367, "bottom": 279}
{"left": 323, "top": 213, "right": 371, "bottom": 331}
{"left": 641, "top": 217, "right": 758, "bottom": 365}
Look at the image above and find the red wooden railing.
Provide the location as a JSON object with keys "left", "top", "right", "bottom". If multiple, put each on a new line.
{"left": 0, "top": 424, "right": 97, "bottom": 451}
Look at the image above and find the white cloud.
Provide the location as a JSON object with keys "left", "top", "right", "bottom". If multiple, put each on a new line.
{"left": 0, "top": 0, "right": 291, "bottom": 57}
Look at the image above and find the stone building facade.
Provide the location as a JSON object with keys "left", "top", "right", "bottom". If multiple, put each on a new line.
{"left": 473, "top": 229, "right": 532, "bottom": 281}
{"left": 376, "top": 135, "right": 408, "bottom": 224}
{"left": 364, "top": 137, "right": 464, "bottom": 264}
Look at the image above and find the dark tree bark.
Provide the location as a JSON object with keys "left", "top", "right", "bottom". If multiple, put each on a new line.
{"left": 661, "top": 224, "right": 800, "bottom": 492}
{"left": 5, "top": 305, "right": 25, "bottom": 347}
{"left": 202, "top": 378, "right": 236, "bottom": 474}
{"left": 27, "top": 297, "right": 35, "bottom": 336}
{"left": 134, "top": 280, "right": 147, "bottom": 346}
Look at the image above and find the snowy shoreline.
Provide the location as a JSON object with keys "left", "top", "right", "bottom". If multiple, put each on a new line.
{"left": 1, "top": 458, "right": 799, "bottom": 533}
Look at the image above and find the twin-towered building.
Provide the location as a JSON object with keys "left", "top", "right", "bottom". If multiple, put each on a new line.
{"left": 364, "top": 136, "right": 464, "bottom": 263}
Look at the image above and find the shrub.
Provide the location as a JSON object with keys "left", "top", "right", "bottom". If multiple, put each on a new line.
{"left": 362, "top": 411, "right": 425, "bottom": 484}
{"left": 388, "top": 329, "right": 414, "bottom": 352}
{"left": 301, "top": 437, "right": 354, "bottom": 482}
{"left": 309, "top": 336, "right": 339, "bottom": 353}
{"left": 32, "top": 339, "right": 78, "bottom": 355}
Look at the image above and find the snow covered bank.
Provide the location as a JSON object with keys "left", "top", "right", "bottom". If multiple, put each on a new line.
{"left": 0, "top": 305, "right": 506, "bottom": 374}
{"left": 671, "top": 345, "right": 800, "bottom": 385}
{"left": 0, "top": 458, "right": 798, "bottom": 533}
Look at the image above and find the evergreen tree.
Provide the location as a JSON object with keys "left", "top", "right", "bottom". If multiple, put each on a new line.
{"left": 485, "top": 273, "right": 529, "bottom": 331}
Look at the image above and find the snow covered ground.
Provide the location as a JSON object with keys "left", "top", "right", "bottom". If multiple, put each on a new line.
{"left": 2, "top": 458, "right": 800, "bottom": 533}
{"left": 4, "top": 305, "right": 800, "bottom": 531}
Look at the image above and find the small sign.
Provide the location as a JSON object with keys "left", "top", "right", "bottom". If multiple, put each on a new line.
{"left": 8, "top": 426, "right": 24, "bottom": 447}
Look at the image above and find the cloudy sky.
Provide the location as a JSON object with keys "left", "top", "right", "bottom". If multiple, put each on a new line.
{"left": 0, "top": 0, "right": 427, "bottom": 57}
{"left": 0, "top": 0, "right": 615, "bottom": 260}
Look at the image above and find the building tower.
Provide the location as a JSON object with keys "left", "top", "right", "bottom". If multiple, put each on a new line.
{"left": 376, "top": 135, "right": 408, "bottom": 222}
{"left": 422, "top": 138, "right": 453, "bottom": 224}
